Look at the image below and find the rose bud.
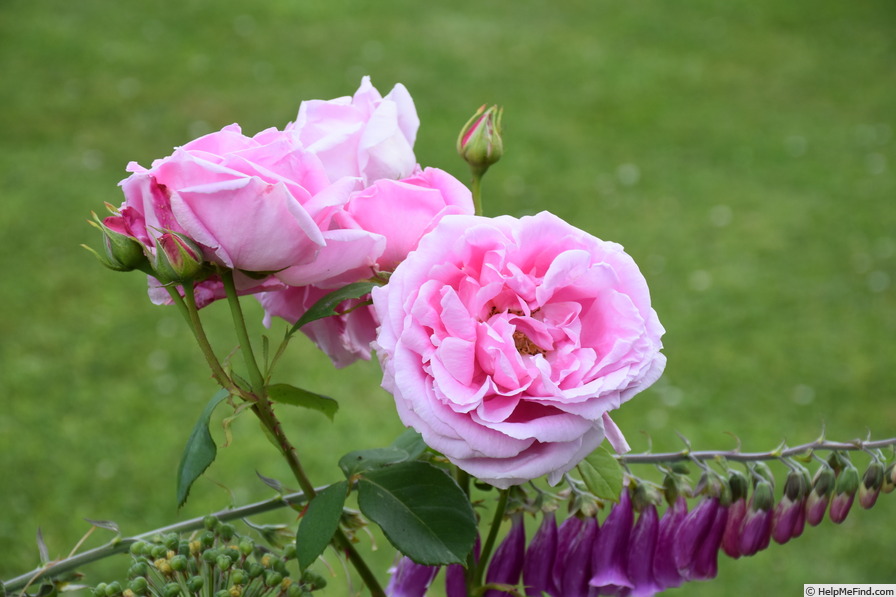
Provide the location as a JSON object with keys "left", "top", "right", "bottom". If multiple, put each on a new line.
{"left": 553, "top": 516, "right": 598, "bottom": 597}
{"left": 652, "top": 496, "right": 687, "bottom": 589}
{"left": 829, "top": 462, "right": 859, "bottom": 524}
{"left": 859, "top": 460, "right": 885, "bottom": 509}
{"left": 484, "top": 515, "right": 526, "bottom": 597}
{"left": 625, "top": 501, "right": 662, "bottom": 597}
{"left": 590, "top": 489, "right": 634, "bottom": 593}
{"left": 523, "top": 512, "right": 558, "bottom": 597}
{"left": 86, "top": 210, "right": 148, "bottom": 272}
{"left": 673, "top": 495, "right": 719, "bottom": 577}
{"left": 806, "top": 465, "right": 836, "bottom": 526}
{"left": 385, "top": 556, "right": 439, "bottom": 597}
{"left": 691, "top": 499, "right": 729, "bottom": 581}
{"left": 738, "top": 480, "right": 773, "bottom": 557}
{"left": 457, "top": 104, "right": 504, "bottom": 176}
{"left": 151, "top": 231, "right": 205, "bottom": 284}
{"left": 772, "top": 468, "right": 810, "bottom": 545}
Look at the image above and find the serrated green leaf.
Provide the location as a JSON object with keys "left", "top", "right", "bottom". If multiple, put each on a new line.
{"left": 296, "top": 481, "right": 348, "bottom": 570}
{"left": 577, "top": 446, "right": 624, "bottom": 502}
{"left": 267, "top": 383, "right": 338, "bottom": 420}
{"left": 357, "top": 461, "right": 476, "bottom": 565}
{"left": 176, "top": 389, "right": 229, "bottom": 508}
{"left": 288, "top": 282, "right": 376, "bottom": 336}
{"left": 339, "top": 447, "right": 410, "bottom": 477}
{"left": 390, "top": 428, "right": 427, "bottom": 460}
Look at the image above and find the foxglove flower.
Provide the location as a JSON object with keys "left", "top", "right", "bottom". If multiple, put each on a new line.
{"left": 806, "top": 465, "right": 836, "bottom": 526}
{"left": 859, "top": 461, "right": 884, "bottom": 510}
{"left": 484, "top": 515, "right": 526, "bottom": 597}
{"left": 690, "top": 501, "right": 728, "bottom": 580}
{"left": 673, "top": 495, "right": 719, "bottom": 577}
{"left": 772, "top": 468, "right": 810, "bottom": 545}
{"left": 385, "top": 556, "right": 439, "bottom": 597}
{"left": 553, "top": 516, "right": 599, "bottom": 597}
{"left": 721, "top": 470, "right": 749, "bottom": 559}
{"left": 738, "top": 480, "right": 773, "bottom": 556}
{"left": 590, "top": 489, "right": 634, "bottom": 592}
{"left": 829, "top": 463, "right": 859, "bottom": 524}
{"left": 625, "top": 502, "right": 662, "bottom": 597}
{"left": 523, "top": 512, "right": 558, "bottom": 597}
{"left": 652, "top": 496, "right": 687, "bottom": 589}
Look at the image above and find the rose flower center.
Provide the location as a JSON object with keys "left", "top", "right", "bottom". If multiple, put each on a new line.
{"left": 512, "top": 330, "right": 545, "bottom": 356}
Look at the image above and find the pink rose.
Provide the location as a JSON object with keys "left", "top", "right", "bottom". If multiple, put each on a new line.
{"left": 334, "top": 167, "right": 475, "bottom": 271}
{"left": 287, "top": 76, "right": 419, "bottom": 184}
{"left": 259, "top": 285, "right": 378, "bottom": 369}
{"left": 372, "top": 211, "right": 666, "bottom": 488}
{"left": 112, "top": 123, "right": 387, "bottom": 304}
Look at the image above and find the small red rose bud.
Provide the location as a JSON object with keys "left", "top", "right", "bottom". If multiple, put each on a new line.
{"left": 829, "top": 463, "right": 859, "bottom": 524}
{"left": 859, "top": 461, "right": 885, "bottom": 509}
{"left": 457, "top": 104, "right": 504, "bottom": 176}
{"left": 151, "top": 231, "right": 205, "bottom": 284}
{"left": 806, "top": 465, "right": 836, "bottom": 526}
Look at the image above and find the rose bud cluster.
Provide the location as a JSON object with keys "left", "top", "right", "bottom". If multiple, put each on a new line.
{"left": 97, "top": 516, "right": 325, "bottom": 597}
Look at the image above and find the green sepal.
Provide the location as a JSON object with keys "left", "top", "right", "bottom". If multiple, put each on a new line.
{"left": 176, "top": 389, "right": 229, "bottom": 508}
{"left": 295, "top": 480, "right": 348, "bottom": 571}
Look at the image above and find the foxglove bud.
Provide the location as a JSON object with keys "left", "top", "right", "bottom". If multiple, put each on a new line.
{"left": 385, "top": 556, "right": 439, "bottom": 597}
{"left": 523, "top": 512, "right": 557, "bottom": 597}
{"left": 553, "top": 516, "right": 598, "bottom": 597}
{"left": 738, "top": 480, "right": 773, "bottom": 556}
{"left": 652, "top": 496, "right": 687, "bottom": 589}
{"left": 152, "top": 231, "right": 204, "bottom": 284}
{"left": 829, "top": 463, "right": 859, "bottom": 524}
{"left": 806, "top": 465, "right": 836, "bottom": 526}
{"left": 859, "top": 461, "right": 885, "bottom": 509}
{"left": 772, "top": 468, "right": 810, "bottom": 544}
{"left": 484, "top": 515, "right": 525, "bottom": 597}
{"left": 882, "top": 462, "right": 896, "bottom": 494}
{"left": 590, "top": 490, "right": 634, "bottom": 592}
{"left": 721, "top": 497, "right": 746, "bottom": 559}
{"left": 673, "top": 496, "right": 719, "bottom": 578}
{"left": 691, "top": 500, "right": 729, "bottom": 581}
{"left": 457, "top": 104, "right": 504, "bottom": 175}
{"left": 626, "top": 502, "right": 662, "bottom": 597}
{"left": 86, "top": 212, "right": 148, "bottom": 272}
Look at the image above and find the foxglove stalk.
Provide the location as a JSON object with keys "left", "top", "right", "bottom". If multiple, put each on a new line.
{"left": 590, "top": 490, "right": 634, "bottom": 592}
{"left": 652, "top": 496, "right": 687, "bottom": 589}
{"left": 385, "top": 556, "right": 440, "bottom": 597}
{"left": 523, "top": 512, "right": 558, "bottom": 597}
{"left": 626, "top": 502, "right": 662, "bottom": 597}
{"left": 484, "top": 515, "right": 526, "bottom": 597}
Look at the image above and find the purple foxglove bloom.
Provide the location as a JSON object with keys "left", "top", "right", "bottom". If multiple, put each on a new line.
{"left": 721, "top": 498, "right": 746, "bottom": 559}
{"left": 806, "top": 466, "right": 835, "bottom": 526}
{"left": 859, "top": 461, "right": 884, "bottom": 510}
{"left": 523, "top": 512, "right": 558, "bottom": 597}
{"left": 446, "top": 536, "right": 479, "bottom": 597}
{"left": 652, "top": 496, "right": 687, "bottom": 589}
{"left": 385, "top": 556, "right": 440, "bottom": 597}
{"left": 738, "top": 496, "right": 772, "bottom": 556}
{"left": 484, "top": 515, "right": 526, "bottom": 597}
{"left": 691, "top": 503, "right": 728, "bottom": 580}
{"left": 553, "top": 516, "right": 599, "bottom": 597}
{"left": 625, "top": 502, "right": 662, "bottom": 597}
{"left": 772, "top": 497, "right": 804, "bottom": 545}
{"left": 829, "top": 465, "right": 859, "bottom": 524}
{"left": 672, "top": 496, "right": 718, "bottom": 578}
{"left": 590, "top": 490, "right": 634, "bottom": 592}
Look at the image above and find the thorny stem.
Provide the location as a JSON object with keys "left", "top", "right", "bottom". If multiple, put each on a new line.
{"left": 617, "top": 437, "right": 896, "bottom": 465}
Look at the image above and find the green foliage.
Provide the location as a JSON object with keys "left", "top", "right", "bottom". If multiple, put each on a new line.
{"left": 288, "top": 282, "right": 376, "bottom": 336}
{"left": 267, "top": 383, "right": 338, "bottom": 421}
{"left": 176, "top": 390, "right": 229, "bottom": 508}
{"left": 295, "top": 481, "right": 348, "bottom": 571}
{"left": 577, "top": 447, "right": 624, "bottom": 502}
{"left": 356, "top": 462, "right": 477, "bottom": 566}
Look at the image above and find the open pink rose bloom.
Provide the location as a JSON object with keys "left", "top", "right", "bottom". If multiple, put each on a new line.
{"left": 372, "top": 211, "right": 666, "bottom": 487}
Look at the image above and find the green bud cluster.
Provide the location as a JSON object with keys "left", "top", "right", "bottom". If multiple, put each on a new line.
{"left": 93, "top": 517, "right": 325, "bottom": 597}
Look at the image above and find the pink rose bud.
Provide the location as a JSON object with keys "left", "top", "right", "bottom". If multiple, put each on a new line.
{"left": 385, "top": 556, "right": 439, "bottom": 597}
{"left": 86, "top": 211, "right": 148, "bottom": 272}
{"left": 457, "top": 104, "right": 504, "bottom": 175}
{"left": 806, "top": 465, "right": 836, "bottom": 526}
{"left": 737, "top": 481, "right": 773, "bottom": 557}
{"left": 652, "top": 496, "right": 687, "bottom": 589}
{"left": 522, "top": 512, "right": 558, "bottom": 597}
{"left": 859, "top": 461, "right": 884, "bottom": 509}
{"left": 484, "top": 514, "right": 526, "bottom": 597}
{"left": 590, "top": 489, "right": 634, "bottom": 592}
{"left": 151, "top": 231, "right": 205, "bottom": 284}
{"left": 829, "top": 463, "right": 859, "bottom": 524}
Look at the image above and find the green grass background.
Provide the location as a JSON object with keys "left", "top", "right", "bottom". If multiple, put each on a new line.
{"left": 1, "top": 0, "right": 895, "bottom": 594}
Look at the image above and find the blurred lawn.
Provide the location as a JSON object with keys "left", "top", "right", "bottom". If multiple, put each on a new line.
{"left": 1, "top": 0, "right": 895, "bottom": 594}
